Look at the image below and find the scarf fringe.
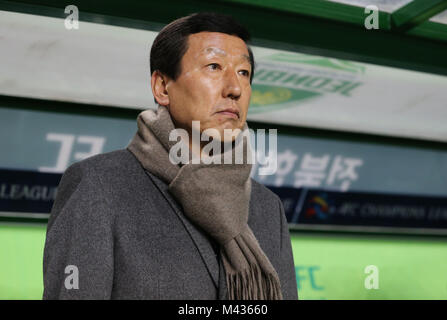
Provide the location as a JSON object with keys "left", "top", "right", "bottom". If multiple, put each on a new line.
{"left": 226, "top": 263, "right": 283, "bottom": 300}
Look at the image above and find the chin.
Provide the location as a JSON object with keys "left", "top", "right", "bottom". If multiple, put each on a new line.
{"left": 223, "top": 120, "right": 243, "bottom": 130}
{"left": 221, "top": 126, "right": 245, "bottom": 142}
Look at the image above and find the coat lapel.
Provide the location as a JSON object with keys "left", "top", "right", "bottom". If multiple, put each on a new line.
{"left": 145, "top": 170, "right": 221, "bottom": 290}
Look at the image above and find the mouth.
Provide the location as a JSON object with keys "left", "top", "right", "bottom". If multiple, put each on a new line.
{"left": 215, "top": 107, "right": 240, "bottom": 119}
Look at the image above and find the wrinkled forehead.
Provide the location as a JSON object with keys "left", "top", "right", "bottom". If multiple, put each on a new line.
{"left": 204, "top": 46, "right": 227, "bottom": 56}
{"left": 201, "top": 46, "right": 250, "bottom": 61}
{"left": 186, "top": 32, "right": 250, "bottom": 61}
{"left": 194, "top": 46, "right": 251, "bottom": 67}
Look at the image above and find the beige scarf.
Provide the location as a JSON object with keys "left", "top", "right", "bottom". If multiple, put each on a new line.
{"left": 127, "top": 105, "right": 282, "bottom": 300}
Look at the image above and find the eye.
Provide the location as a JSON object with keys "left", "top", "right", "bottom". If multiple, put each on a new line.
{"left": 239, "top": 69, "right": 250, "bottom": 77}
{"left": 207, "top": 63, "right": 220, "bottom": 71}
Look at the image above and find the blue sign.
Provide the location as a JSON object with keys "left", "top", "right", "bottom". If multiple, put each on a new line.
{"left": 0, "top": 168, "right": 61, "bottom": 217}
{"left": 269, "top": 186, "right": 447, "bottom": 232}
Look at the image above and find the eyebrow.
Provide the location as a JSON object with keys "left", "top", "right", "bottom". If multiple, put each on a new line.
{"left": 202, "top": 47, "right": 251, "bottom": 64}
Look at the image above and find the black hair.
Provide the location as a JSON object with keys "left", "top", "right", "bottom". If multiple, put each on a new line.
{"left": 150, "top": 12, "right": 255, "bottom": 85}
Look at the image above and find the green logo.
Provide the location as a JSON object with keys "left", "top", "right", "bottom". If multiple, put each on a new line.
{"left": 249, "top": 52, "right": 364, "bottom": 114}
{"left": 266, "top": 53, "right": 365, "bottom": 74}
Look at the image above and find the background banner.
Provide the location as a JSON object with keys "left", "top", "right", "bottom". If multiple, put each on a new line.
{"left": 1, "top": 107, "right": 446, "bottom": 196}
{"left": 269, "top": 186, "right": 447, "bottom": 234}
{"left": 1, "top": 105, "right": 447, "bottom": 230}
{"left": 1, "top": 10, "right": 446, "bottom": 142}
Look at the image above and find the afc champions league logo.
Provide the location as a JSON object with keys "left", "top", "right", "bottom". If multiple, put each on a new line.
{"left": 304, "top": 193, "right": 334, "bottom": 220}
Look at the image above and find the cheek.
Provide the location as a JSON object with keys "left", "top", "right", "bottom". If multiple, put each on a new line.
{"left": 169, "top": 77, "right": 198, "bottom": 111}
{"left": 245, "top": 86, "right": 252, "bottom": 102}
{"left": 185, "top": 70, "right": 217, "bottom": 99}
{"left": 170, "top": 78, "right": 218, "bottom": 124}
{"left": 195, "top": 76, "right": 220, "bottom": 95}
{"left": 189, "top": 79, "right": 221, "bottom": 113}
{"left": 241, "top": 86, "right": 252, "bottom": 112}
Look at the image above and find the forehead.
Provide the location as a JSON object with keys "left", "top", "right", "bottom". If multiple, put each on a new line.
{"left": 185, "top": 32, "right": 250, "bottom": 60}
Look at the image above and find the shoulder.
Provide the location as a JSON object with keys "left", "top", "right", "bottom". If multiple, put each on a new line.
{"left": 250, "top": 178, "right": 281, "bottom": 205}
{"left": 70, "top": 148, "right": 138, "bottom": 173}
{"left": 63, "top": 148, "right": 142, "bottom": 182}
{"left": 249, "top": 178, "right": 283, "bottom": 225}
{"left": 48, "top": 149, "right": 137, "bottom": 229}
{"left": 247, "top": 179, "right": 285, "bottom": 259}
{"left": 51, "top": 149, "right": 148, "bottom": 222}
{"left": 57, "top": 149, "right": 148, "bottom": 202}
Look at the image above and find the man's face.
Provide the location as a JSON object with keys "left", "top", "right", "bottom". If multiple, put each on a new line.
{"left": 165, "top": 31, "right": 252, "bottom": 141}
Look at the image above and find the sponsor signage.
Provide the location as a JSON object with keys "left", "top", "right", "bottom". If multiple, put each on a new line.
{"left": 2, "top": 164, "right": 447, "bottom": 235}
{"left": 269, "top": 186, "right": 447, "bottom": 234}
{"left": 0, "top": 169, "right": 60, "bottom": 219}
{"left": 2, "top": 108, "right": 446, "bottom": 197}
{"left": 1, "top": 106, "right": 447, "bottom": 231}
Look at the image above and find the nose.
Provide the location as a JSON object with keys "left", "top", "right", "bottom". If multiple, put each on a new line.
{"left": 222, "top": 67, "right": 241, "bottom": 100}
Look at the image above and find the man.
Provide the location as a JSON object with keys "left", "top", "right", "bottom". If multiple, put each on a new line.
{"left": 43, "top": 12, "right": 298, "bottom": 300}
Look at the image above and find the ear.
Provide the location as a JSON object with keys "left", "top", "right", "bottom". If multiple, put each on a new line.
{"left": 151, "top": 71, "right": 170, "bottom": 106}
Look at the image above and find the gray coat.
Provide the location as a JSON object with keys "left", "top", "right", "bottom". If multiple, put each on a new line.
{"left": 42, "top": 149, "right": 298, "bottom": 299}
